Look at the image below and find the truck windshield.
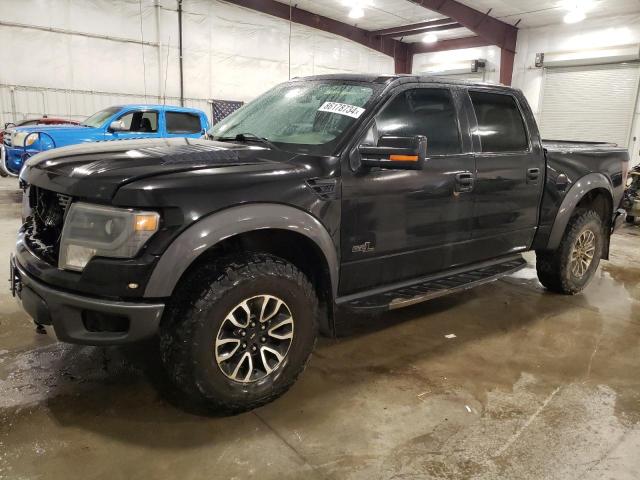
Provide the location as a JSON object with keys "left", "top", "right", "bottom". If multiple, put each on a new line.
{"left": 82, "top": 107, "right": 120, "bottom": 128}
{"left": 209, "top": 82, "right": 375, "bottom": 155}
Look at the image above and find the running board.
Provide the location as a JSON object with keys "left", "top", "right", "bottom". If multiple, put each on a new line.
{"left": 337, "top": 256, "right": 527, "bottom": 312}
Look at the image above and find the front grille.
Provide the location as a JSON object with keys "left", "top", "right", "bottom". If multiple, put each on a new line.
{"left": 23, "top": 186, "right": 73, "bottom": 264}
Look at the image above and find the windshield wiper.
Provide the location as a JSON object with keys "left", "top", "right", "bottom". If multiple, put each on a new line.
{"left": 216, "top": 133, "right": 279, "bottom": 150}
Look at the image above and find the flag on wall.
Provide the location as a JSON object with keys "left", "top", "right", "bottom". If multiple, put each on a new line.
{"left": 212, "top": 100, "right": 244, "bottom": 124}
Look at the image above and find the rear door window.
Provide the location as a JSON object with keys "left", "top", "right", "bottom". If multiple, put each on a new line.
{"left": 166, "top": 112, "right": 202, "bottom": 134}
{"left": 469, "top": 91, "right": 528, "bottom": 152}
{"left": 366, "top": 88, "right": 462, "bottom": 156}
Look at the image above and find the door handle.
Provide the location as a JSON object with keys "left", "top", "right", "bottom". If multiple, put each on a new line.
{"left": 455, "top": 172, "right": 475, "bottom": 192}
{"left": 527, "top": 167, "right": 540, "bottom": 183}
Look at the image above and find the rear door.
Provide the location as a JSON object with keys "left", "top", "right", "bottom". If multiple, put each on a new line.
{"left": 465, "top": 89, "right": 545, "bottom": 261}
{"left": 339, "top": 85, "right": 476, "bottom": 295}
{"left": 164, "top": 111, "right": 206, "bottom": 138}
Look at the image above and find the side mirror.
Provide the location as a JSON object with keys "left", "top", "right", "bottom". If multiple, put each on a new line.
{"left": 109, "top": 120, "right": 127, "bottom": 132}
{"left": 358, "top": 135, "right": 427, "bottom": 171}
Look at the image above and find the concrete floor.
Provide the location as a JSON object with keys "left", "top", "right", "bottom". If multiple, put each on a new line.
{"left": 1, "top": 177, "right": 639, "bottom": 479}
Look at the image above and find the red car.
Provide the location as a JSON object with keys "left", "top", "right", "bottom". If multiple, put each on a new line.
{"left": 0, "top": 116, "right": 79, "bottom": 145}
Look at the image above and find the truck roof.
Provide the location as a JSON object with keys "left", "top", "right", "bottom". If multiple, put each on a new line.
{"left": 110, "top": 104, "right": 205, "bottom": 113}
{"left": 292, "top": 73, "right": 517, "bottom": 91}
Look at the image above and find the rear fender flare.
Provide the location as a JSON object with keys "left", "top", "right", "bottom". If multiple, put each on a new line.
{"left": 546, "top": 172, "right": 613, "bottom": 250}
{"left": 144, "top": 204, "right": 339, "bottom": 298}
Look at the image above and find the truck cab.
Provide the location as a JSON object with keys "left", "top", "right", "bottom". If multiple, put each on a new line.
{"left": 1, "top": 104, "right": 209, "bottom": 176}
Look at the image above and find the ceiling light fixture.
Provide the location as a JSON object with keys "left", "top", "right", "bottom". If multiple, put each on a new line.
{"left": 563, "top": 8, "right": 586, "bottom": 23}
{"left": 342, "top": 0, "right": 372, "bottom": 19}
{"left": 349, "top": 7, "right": 364, "bottom": 18}
{"left": 561, "top": 0, "right": 590, "bottom": 24}
{"left": 422, "top": 33, "right": 438, "bottom": 44}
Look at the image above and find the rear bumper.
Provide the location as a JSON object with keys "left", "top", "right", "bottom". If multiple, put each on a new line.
{"left": 11, "top": 254, "right": 164, "bottom": 345}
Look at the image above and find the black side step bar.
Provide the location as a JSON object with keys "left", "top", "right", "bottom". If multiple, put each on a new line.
{"left": 337, "top": 255, "right": 527, "bottom": 313}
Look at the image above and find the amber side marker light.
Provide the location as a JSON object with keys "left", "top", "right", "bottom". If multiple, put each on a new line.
{"left": 135, "top": 214, "right": 159, "bottom": 231}
{"left": 389, "top": 155, "right": 418, "bottom": 162}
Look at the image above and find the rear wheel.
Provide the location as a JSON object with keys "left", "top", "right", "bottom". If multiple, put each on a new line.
{"left": 626, "top": 215, "right": 635, "bottom": 224}
{"left": 160, "top": 253, "right": 318, "bottom": 414}
{"left": 536, "top": 210, "right": 604, "bottom": 295}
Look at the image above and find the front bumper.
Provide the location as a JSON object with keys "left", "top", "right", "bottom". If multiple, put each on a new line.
{"left": 10, "top": 254, "right": 164, "bottom": 345}
{"left": 2, "top": 146, "right": 22, "bottom": 176}
{"left": 0, "top": 144, "right": 14, "bottom": 177}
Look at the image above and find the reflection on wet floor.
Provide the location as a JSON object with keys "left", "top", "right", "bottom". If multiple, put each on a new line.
{"left": 1, "top": 219, "right": 639, "bottom": 480}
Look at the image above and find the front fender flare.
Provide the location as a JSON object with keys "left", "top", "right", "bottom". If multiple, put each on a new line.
{"left": 144, "top": 204, "right": 339, "bottom": 298}
{"left": 546, "top": 172, "right": 613, "bottom": 250}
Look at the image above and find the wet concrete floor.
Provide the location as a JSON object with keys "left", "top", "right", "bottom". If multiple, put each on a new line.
{"left": 1, "top": 205, "right": 639, "bottom": 479}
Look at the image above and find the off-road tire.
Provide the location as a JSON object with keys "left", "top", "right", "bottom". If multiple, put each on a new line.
{"left": 159, "top": 253, "right": 318, "bottom": 414}
{"left": 536, "top": 210, "right": 604, "bottom": 295}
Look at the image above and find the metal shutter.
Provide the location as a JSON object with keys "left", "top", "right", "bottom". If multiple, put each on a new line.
{"left": 539, "top": 63, "right": 640, "bottom": 147}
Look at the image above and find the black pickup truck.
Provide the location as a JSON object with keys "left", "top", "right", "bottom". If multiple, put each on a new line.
{"left": 10, "top": 74, "right": 629, "bottom": 412}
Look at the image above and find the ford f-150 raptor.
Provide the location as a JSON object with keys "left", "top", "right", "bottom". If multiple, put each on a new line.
{"left": 10, "top": 74, "right": 629, "bottom": 413}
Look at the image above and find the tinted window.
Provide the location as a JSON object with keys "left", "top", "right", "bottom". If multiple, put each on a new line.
{"left": 117, "top": 111, "right": 158, "bottom": 132}
{"left": 469, "top": 91, "right": 528, "bottom": 152}
{"left": 368, "top": 88, "right": 461, "bottom": 156}
{"left": 166, "top": 112, "right": 202, "bottom": 133}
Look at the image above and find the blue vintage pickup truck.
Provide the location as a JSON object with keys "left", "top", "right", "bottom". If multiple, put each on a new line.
{"left": 1, "top": 104, "right": 209, "bottom": 176}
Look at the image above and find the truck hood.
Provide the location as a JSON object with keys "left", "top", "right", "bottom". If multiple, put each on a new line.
{"left": 22, "top": 137, "right": 291, "bottom": 201}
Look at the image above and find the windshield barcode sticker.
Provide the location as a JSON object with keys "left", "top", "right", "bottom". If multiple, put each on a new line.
{"left": 318, "top": 102, "right": 365, "bottom": 119}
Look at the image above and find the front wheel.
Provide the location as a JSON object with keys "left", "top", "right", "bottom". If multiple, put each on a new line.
{"left": 536, "top": 210, "right": 604, "bottom": 295}
{"left": 160, "top": 253, "right": 318, "bottom": 414}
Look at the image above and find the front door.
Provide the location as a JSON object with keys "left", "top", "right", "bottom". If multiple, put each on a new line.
{"left": 464, "top": 89, "right": 545, "bottom": 261}
{"left": 340, "top": 86, "right": 476, "bottom": 296}
{"left": 105, "top": 109, "right": 160, "bottom": 140}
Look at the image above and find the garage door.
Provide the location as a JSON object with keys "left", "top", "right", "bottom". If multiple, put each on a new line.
{"left": 539, "top": 63, "right": 640, "bottom": 147}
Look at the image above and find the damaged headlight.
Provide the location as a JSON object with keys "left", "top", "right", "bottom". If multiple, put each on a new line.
{"left": 59, "top": 202, "right": 159, "bottom": 272}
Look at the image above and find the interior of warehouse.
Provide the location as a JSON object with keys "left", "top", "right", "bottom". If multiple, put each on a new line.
{"left": 1, "top": 1, "right": 640, "bottom": 479}
{"left": 2, "top": 1, "right": 640, "bottom": 167}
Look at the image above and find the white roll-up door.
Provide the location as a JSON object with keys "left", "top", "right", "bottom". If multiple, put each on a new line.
{"left": 539, "top": 63, "right": 640, "bottom": 146}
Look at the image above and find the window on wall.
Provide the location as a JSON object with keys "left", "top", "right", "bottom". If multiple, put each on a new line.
{"left": 469, "top": 91, "right": 528, "bottom": 152}
{"left": 166, "top": 112, "right": 202, "bottom": 134}
{"left": 365, "top": 88, "right": 461, "bottom": 156}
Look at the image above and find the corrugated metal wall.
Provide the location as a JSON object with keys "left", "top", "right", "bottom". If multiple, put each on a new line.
{"left": 0, "top": 0, "right": 393, "bottom": 126}
{"left": 0, "top": 84, "right": 210, "bottom": 125}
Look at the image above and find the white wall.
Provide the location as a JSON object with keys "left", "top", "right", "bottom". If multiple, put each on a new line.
{"left": 512, "top": 13, "right": 640, "bottom": 165}
{"left": 0, "top": 0, "right": 393, "bottom": 125}
{"left": 412, "top": 46, "right": 502, "bottom": 83}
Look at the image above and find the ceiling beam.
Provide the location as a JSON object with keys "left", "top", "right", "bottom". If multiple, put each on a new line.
{"left": 222, "top": 0, "right": 402, "bottom": 58}
{"left": 370, "top": 18, "right": 455, "bottom": 37}
{"left": 410, "top": 35, "right": 491, "bottom": 55}
{"left": 376, "top": 22, "right": 463, "bottom": 38}
{"left": 406, "top": 0, "right": 517, "bottom": 52}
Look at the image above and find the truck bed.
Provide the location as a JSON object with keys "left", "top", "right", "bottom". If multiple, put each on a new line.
{"left": 535, "top": 139, "right": 630, "bottom": 239}
{"left": 542, "top": 139, "right": 627, "bottom": 153}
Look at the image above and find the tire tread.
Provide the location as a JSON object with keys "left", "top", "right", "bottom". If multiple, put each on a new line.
{"left": 159, "top": 253, "right": 318, "bottom": 414}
